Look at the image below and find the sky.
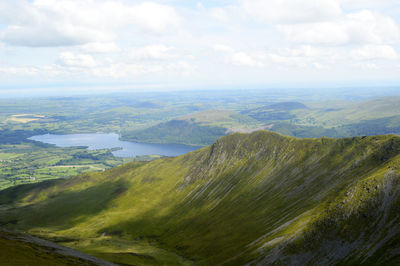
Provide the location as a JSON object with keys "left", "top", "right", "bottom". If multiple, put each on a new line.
{"left": 0, "top": 0, "right": 399, "bottom": 94}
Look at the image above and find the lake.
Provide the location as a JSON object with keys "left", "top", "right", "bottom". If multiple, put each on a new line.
{"left": 29, "top": 133, "right": 201, "bottom": 158}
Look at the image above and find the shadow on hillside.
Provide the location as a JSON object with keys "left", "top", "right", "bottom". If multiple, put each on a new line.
{"left": 0, "top": 179, "right": 129, "bottom": 231}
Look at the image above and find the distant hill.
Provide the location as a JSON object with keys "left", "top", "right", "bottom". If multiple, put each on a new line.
{"left": 122, "top": 109, "right": 260, "bottom": 146}
{"left": 294, "top": 96, "right": 400, "bottom": 128}
{"left": 132, "top": 101, "right": 161, "bottom": 109}
{"left": 123, "top": 98, "right": 400, "bottom": 146}
{"left": 241, "top": 101, "right": 308, "bottom": 122}
{"left": 1, "top": 131, "right": 400, "bottom": 264}
{"left": 122, "top": 119, "right": 227, "bottom": 146}
{"left": 265, "top": 101, "right": 308, "bottom": 111}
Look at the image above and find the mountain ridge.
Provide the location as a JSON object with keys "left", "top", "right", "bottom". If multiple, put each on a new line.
{"left": 1, "top": 130, "right": 400, "bottom": 265}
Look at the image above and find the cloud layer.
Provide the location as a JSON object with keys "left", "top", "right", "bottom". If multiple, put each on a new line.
{"left": 0, "top": 0, "right": 399, "bottom": 89}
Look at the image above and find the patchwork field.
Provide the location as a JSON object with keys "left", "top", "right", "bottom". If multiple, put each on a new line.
{"left": 8, "top": 114, "right": 46, "bottom": 123}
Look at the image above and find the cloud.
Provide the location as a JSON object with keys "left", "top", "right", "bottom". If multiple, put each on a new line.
{"left": 230, "top": 52, "right": 264, "bottom": 67}
{"left": 213, "top": 44, "right": 235, "bottom": 53}
{"left": 129, "top": 2, "right": 181, "bottom": 33}
{"left": 0, "top": 0, "right": 399, "bottom": 86}
{"left": 241, "top": 0, "right": 342, "bottom": 24}
{"left": 262, "top": 53, "right": 307, "bottom": 68}
{"left": 85, "top": 60, "right": 195, "bottom": 78}
{"left": 78, "top": 42, "right": 121, "bottom": 53}
{"left": 0, "top": 0, "right": 112, "bottom": 47}
{"left": 0, "top": 64, "right": 68, "bottom": 77}
{"left": 284, "top": 45, "right": 325, "bottom": 58}
{"left": 166, "top": 61, "right": 196, "bottom": 76}
{"left": 0, "top": 49, "right": 195, "bottom": 79}
{"left": 353, "top": 62, "right": 379, "bottom": 70}
{"left": 213, "top": 44, "right": 263, "bottom": 67}
{"left": 337, "top": 0, "right": 400, "bottom": 9}
{"left": 237, "top": 0, "right": 400, "bottom": 47}
{"left": 1, "top": 26, "right": 107, "bottom": 47}
{"left": 0, "top": 0, "right": 181, "bottom": 47}
{"left": 278, "top": 10, "right": 400, "bottom": 46}
{"left": 130, "top": 45, "right": 175, "bottom": 60}
{"left": 91, "top": 63, "right": 161, "bottom": 78}
{"left": 0, "top": 66, "right": 38, "bottom": 76}
{"left": 210, "top": 8, "right": 229, "bottom": 22}
{"left": 350, "top": 45, "right": 398, "bottom": 60}
{"left": 57, "top": 52, "right": 97, "bottom": 68}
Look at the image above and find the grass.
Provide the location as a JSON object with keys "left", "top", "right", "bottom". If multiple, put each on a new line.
{"left": 180, "top": 109, "right": 261, "bottom": 129}
{"left": 63, "top": 236, "right": 194, "bottom": 265}
{"left": 0, "top": 141, "right": 134, "bottom": 190}
{"left": 0, "top": 230, "right": 100, "bottom": 265}
{"left": 1, "top": 131, "right": 400, "bottom": 264}
{"left": 8, "top": 114, "right": 46, "bottom": 123}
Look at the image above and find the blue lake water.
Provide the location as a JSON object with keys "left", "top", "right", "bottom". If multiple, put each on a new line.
{"left": 29, "top": 133, "right": 200, "bottom": 158}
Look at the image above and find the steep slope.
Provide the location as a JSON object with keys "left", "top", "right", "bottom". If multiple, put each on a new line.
{"left": 1, "top": 131, "right": 400, "bottom": 265}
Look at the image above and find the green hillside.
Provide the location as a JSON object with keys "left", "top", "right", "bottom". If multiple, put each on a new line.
{"left": 298, "top": 96, "right": 400, "bottom": 127}
{"left": 122, "top": 97, "right": 400, "bottom": 146}
{"left": 243, "top": 101, "right": 308, "bottom": 122}
{"left": 122, "top": 109, "right": 262, "bottom": 146}
{"left": 0, "top": 230, "right": 114, "bottom": 265}
{"left": 123, "top": 118, "right": 227, "bottom": 146}
{"left": 1, "top": 131, "right": 400, "bottom": 264}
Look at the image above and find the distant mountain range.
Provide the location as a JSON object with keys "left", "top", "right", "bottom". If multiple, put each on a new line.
{"left": 123, "top": 97, "right": 400, "bottom": 146}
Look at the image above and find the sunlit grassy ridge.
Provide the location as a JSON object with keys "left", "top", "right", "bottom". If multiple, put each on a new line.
{"left": 1, "top": 131, "right": 400, "bottom": 264}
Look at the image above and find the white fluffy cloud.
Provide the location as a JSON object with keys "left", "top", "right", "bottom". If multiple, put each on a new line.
{"left": 129, "top": 2, "right": 181, "bottom": 33}
{"left": 241, "top": 0, "right": 342, "bottom": 24}
{"left": 230, "top": 52, "right": 264, "bottom": 67}
{"left": 279, "top": 10, "right": 400, "bottom": 46}
{"left": 213, "top": 44, "right": 235, "bottom": 53}
{"left": 0, "top": 0, "right": 399, "bottom": 87}
{"left": 210, "top": 8, "right": 229, "bottom": 22}
{"left": 0, "top": 66, "right": 38, "bottom": 76}
{"left": 78, "top": 42, "right": 121, "bottom": 53}
{"left": 57, "top": 52, "right": 97, "bottom": 68}
{"left": 213, "top": 44, "right": 263, "bottom": 67}
{"left": 130, "top": 45, "right": 175, "bottom": 60}
{"left": 0, "top": 0, "right": 181, "bottom": 47}
{"left": 91, "top": 63, "right": 162, "bottom": 78}
{"left": 351, "top": 45, "right": 398, "bottom": 60}
{"left": 337, "top": 0, "right": 400, "bottom": 9}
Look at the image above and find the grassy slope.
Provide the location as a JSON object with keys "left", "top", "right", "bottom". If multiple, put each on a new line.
{"left": 302, "top": 96, "right": 400, "bottom": 127}
{"left": 123, "top": 119, "right": 227, "bottom": 146}
{"left": 240, "top": 97, "right": 400, "bottom": 138}
{"left": 0, "top": 230, "right": 114, "bottom": 265}
{"left": 180, "top": 109, "right": 261, "bottom": 129}
{"left": 0, "top": 131, "right": 400, "bottom": 265}
{"left": 122, "top": 109, "right": 262, "bottom": 145}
